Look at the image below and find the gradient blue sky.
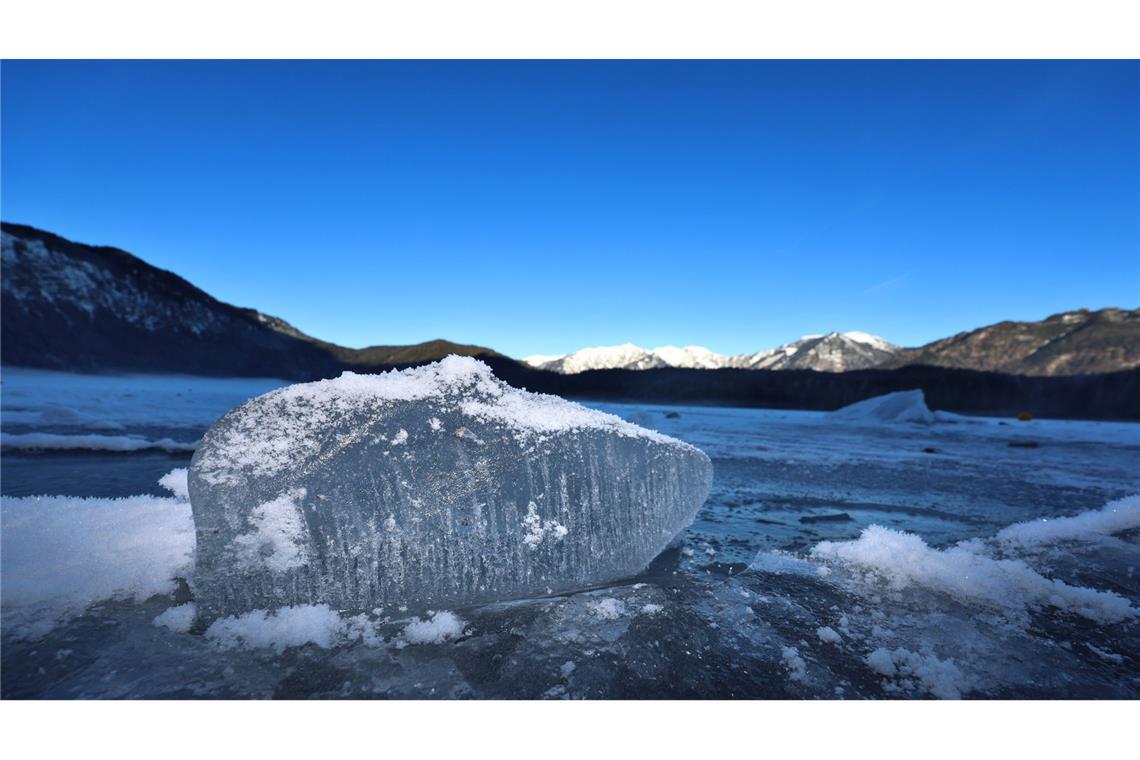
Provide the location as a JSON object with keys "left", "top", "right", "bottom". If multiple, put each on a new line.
{"left": 2, "top": 60, "right": 1137, "bottom": 357}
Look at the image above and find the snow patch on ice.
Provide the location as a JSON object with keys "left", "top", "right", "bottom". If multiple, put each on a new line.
{"left": 781, "top": 646, "right": 807, "bottom": 682}
{"left": 817, "top": 625, "right": 842, "bottom": 644}
{"left": 811, "top": 525, "right": 1136, "bottom": 624}
{"left": 205, "top": 604, "right": 345, "bottom": 652}
{"left": 996, "top": 494, "right": 1140, "bottom": 548}
{"left": 864, "top": 647, "right": 967, "bottom": 699}
{"left": 0, "top": 491, "right": 195, "bottom": 638}
{"left": 402, "top": 610, "right": 466, "bottom": 644}
{"left": 340, "top": 614, "right": 384, "bottom": 648}
{"left": 153, "top": 603, "right": 197, "bottom": 633}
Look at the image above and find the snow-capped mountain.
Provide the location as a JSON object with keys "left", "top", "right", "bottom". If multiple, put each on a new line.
{"left": 525, "top": 344, "right": 737, "bottom": 373}
{"left": 743, "top": 332, "right": 900, "bottom": 372}
{"left": 524, "top": 332, "right": 900, "bottom": 374}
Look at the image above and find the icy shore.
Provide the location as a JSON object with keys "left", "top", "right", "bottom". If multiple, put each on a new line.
{"left": 3, "top": 373, "right": 1138, "bottom": 699}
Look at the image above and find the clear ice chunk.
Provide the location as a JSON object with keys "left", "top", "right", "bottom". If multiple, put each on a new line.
{"left": 188, "top": 356, "right": 712, "bottom": 620}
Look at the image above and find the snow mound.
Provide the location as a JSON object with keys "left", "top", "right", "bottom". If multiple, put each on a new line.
{"left": 811, "top": 524, "right": 1136, "bottom": 624}
{"left": 996, "top": 494, "right": 1140, "bottom": 548}
{"left": 832, "top": 390, "right": 934, "bottom": 425}
{"left": 1, "top": 490, "right": 195, "bottom": 638}
{"left": 205, "top": 604, "right": 346, "bottom": 652}
{"left": 402, "top": 610, "right": 466, "bottom": 644}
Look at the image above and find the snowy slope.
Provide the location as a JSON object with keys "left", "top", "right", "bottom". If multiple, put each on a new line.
{"left": 525, "top": 332, "right": 899, "bottom": 374}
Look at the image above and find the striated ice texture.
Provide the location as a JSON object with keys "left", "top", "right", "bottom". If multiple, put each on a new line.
{"left": 188, "top": 356, "right": 712, "bottom": 621}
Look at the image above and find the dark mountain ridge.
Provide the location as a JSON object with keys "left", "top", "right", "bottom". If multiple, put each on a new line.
{"left": 1, "top": 222, "right": 500, "bottom": 378}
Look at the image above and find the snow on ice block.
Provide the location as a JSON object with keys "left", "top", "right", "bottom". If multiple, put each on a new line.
{"left": 188, "top": 356, "right": 712, "bottom": 620}
{"left": 832, "top": 389, "right": 935, "bottom": 424}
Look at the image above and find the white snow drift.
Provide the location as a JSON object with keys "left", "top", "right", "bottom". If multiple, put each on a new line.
{"left": 810, "top": 524, "right": 1136, "bottom": 624}
{"left": 1, "top": 475, "right": 195, "bottom": 638}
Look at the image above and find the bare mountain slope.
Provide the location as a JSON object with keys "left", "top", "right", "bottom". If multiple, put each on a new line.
{"left": 1, "top": 223, "right": 501, "bottom": 377}
{"left": 887, "top": 308, "right": 1140, "bottom": 376}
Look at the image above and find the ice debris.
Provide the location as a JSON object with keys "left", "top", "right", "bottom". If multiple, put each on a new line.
{"left": 832, "top": 389, "right": 935, "bottom": 425}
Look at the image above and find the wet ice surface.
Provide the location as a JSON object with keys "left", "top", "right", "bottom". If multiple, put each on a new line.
{"left": 3, "top": 369, "right": 1140, "bottom": 699}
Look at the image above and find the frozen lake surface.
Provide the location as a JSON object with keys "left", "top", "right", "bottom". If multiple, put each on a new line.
{"left": 2, "top": 368, "right": 1139, "bottom": 698}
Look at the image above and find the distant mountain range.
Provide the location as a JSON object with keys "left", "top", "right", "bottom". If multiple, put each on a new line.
{"left": 527, "top": 311, "right": 1139, "bottom": 376}
{"left": 525, "top": 332, "right": 900, "bottom": 374}
{"left": 2, "top": 222, "right": 1137, "bottom": 388}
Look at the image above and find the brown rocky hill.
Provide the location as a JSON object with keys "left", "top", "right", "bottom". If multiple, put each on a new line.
{"left": 886, "top": 308, "right": 1140, "bottom": 376}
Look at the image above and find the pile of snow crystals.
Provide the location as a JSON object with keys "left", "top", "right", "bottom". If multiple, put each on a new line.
{"left": 1, "top": 469, "right": 195, "bottom": 639}
{"left": 402, "top": 610, "right": 467, "bottom": 644}
{"left": 811, "top": 525, "right": 1136, "bottom": 625}
{"left": 996, "top": 494, "right": 1140, "bottom": 548}
{"left": 188, "top": 355, "right": 713, "bottom": 621}
{"left": 865, "top": 647, "right": 968, "bottom": 700}
{"left": 204, "top": 604, "right": 347, "bottom": 653}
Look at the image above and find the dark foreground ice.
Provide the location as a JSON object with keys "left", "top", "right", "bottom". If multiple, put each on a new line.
{"left": 2, "top": 370, "right": 1139, "bottom": 698}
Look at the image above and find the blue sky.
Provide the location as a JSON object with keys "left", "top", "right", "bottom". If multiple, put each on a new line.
{"left": 2, "top": 60, "right": 1136, "bottom": 357}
